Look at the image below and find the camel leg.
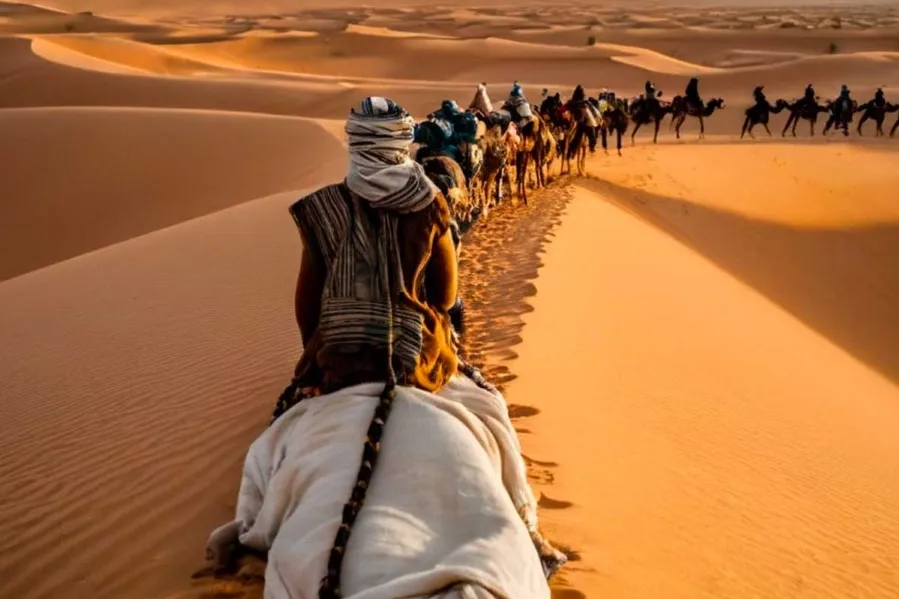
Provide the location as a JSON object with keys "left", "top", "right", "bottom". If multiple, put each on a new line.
{"left": 515, "top": 150, "right": 528, "bottom": 204}
{"left": 857, "top": 114, "right": 868, "bottom": 136}
{"left": 782, "top": 115, "right": 792, "bottom": 137}
{"left": 535, "top": 145, "right": 545, "bottom": 188}
{"left": 763, "top": 123, "right": 772, "bottom": 136}
{"left": 892, "top": 117, "right": 899, "bottom": 137}
{"left": 617, "top": 129, "right": 623, "bottom": 156}
{"left": 810, "top": 118, "right": 815, "bottom": 137}
{"left": 698, "top": 115, "right": 705, "bottom": 140}
{"left": 653, "top": 119, "right": 661, "bottom": 144}
{"left": 502, "top": 165, "right": 513, "bottom": 200}
{"left": 740, "top": 116, "right": 750, "bottom": 139}
{"left": 631, "top": 122, "right": 641, "bottom": 145}
{"left": 601, "top": 126, "right": 609, "bottom": 154}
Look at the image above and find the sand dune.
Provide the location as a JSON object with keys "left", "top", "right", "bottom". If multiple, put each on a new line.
{"left": 513, "top": 179, "right": 899, "bottom": 599}
{"left": 2, "top": 2, "right": 899, "bottom": 599}
{"left": 0, "top": 106, "right": 345, "bottom": 280}
{"left": 0, "top": 190, "right": 315, "bottom": 599}
{"left": 30, "top": 34, "right": 228, "bottom": 74}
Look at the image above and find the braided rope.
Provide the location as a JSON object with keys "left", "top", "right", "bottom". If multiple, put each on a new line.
{"left": 319, "top": 212, "right": 399, "bottom": 599}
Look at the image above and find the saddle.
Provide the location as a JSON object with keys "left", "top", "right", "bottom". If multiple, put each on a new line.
{"left": 684, "top": 97, "right": 704, "bottom": 114}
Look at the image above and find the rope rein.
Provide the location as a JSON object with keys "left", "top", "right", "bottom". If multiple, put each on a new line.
{"left": 319, "top": 211, "right": 399, "bottom": 599}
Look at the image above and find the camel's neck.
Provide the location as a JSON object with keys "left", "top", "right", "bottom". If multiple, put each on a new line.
{"left": 702, "top": 104, "right": 719, "bottom": 116}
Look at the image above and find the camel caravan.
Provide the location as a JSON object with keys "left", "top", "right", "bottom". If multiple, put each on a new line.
{"left": 192, "top": 83, "right": 897, "bottom": 599}
{"left": 740, "top": 83, "right": 899, "bottom": 138}
{"left": 407, "top": 79, "right": 898, "bottom": 238}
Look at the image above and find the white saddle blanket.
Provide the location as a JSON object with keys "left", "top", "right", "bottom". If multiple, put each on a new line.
{"left": 208, "top": 375, "right": 549, "bottom": 599}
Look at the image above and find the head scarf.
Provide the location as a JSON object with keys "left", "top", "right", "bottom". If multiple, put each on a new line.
{"left": 471, "top": 83, "right": 494, "bottom": 114}
{"left": 345, "top": 96, "right": 437, "bottom": 213}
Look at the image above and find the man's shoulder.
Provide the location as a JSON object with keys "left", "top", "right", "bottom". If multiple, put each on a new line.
{"left": 290, "top": 182, "right": 347, "bottom": 208}
{"left": 288, "top": 182, "right": 349, "bottom": 226}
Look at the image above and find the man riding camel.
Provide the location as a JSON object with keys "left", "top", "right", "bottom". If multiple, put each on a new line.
{"left": 873, "top": 87, "right": 886, "bottom": 108}
{"left": 685, "top": 77, "right": 703, "bottom": 112}
{"left": 502, "top": 81, "right": 533, "bottom": 125}
{"left": 835, "top": 84, "right": 853, "bottom": 119}
{"left": 432, "top": 99, "right": 462, "bottom": 122}
{"left": 753, "top": 85, "right": 767, "bottom": 106}
{"left": 566, "top": 84, "right": 600, "bottom": 124}
{"left": 246, "top": 96, "right": 567, "bottom": 597}
{"left": 539, "top": 90, "right": 562, "bottom": 115}
{"left": 565, "top": 84, "right": 588, "bottom": 111}
{"left": 468, "top": 82, "right": 494, "bottom": 117}
{"left": 801, "top": 84, "right": 817, "bottom": 108}
{"left": 644, "top": 80, "right": 658, "bottom": 102}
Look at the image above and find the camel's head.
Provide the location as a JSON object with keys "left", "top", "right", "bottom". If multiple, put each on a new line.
{"left": 774, "top": 98, "right": 789, "bottom": 109}
{"left": 709, "top": 98, "right": 725, "bottom": 109}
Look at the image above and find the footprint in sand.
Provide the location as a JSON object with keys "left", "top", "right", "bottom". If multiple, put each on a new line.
{"left": 508, "top": 404, "right": 540, "bottom": 419}
{"left": 539, "top": 493, "right": 574, "bottom": 510}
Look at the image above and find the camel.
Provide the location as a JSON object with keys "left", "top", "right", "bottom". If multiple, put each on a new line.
{"left": 420, "top": 154, "right": 477, "bottom": 227}
{"left": 535, "top": 115, "right": 557, "bottom": 186}
{"left": 539, "top": 98, "right": 570, "bottom": 164}
{"left": 822, "top": 99, "right": 858, "bottom": 136}
{"left": 555, "top": 92, "right": 597, "bottom": 177}
{"left": 590, "top": 96, "right": 629, "bottom": 156}
{"left": 628, "top": 91, "right": 671, "bottom": 144}
{"left": 514, "top": 113, "right": 553, "bottom": 203}
{"left": 669, "top": 96, "right": 725, "bottom": 139}
{"left": 559, "top": 117, "right": 592, "bottom": 176}
{"left": 197, "top": 372, "right": 567, "bottom": 599}
{"left": 741, "top": 97, "right": 787, "bottom": 138}
{"left": 779, "top": 98, "right": 830, "bottom": 137}
{"left": 856, "top": 100, "right": 899, "bottom": 137}
{"left": 472, "top": 123, "right": 519, "bottom": 217}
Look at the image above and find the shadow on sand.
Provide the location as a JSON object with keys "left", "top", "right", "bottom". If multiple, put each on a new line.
{"left": 580, "top": 176, "right": 899, "bottom": 386}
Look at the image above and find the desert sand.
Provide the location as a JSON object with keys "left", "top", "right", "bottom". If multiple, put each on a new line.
{"left": 1, "top": 1, "right": 899, "bottom": 598}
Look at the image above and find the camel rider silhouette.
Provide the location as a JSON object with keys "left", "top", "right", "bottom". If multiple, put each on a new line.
{"left": 566, "top": 84, "right": 587, "bottom": 109}
{"left": 753, "top": 85, "right": 766, "bottom": 106}
{"left": 644, "top": 80, "right": 657, "bottom": 101}
{"left": 502, "top": 82, "right": 532, "bottom": 124}
{"left": 685, "top": 77, "right": 702, "bottom": 112}
{"left": 874, "top": 87, "right": 886, "bottom": 107}
{"left": 566, "top": 84, "right": 597, "bottom": 124}
{"left": 836, "top": 84, "right": 852, "bottom": 118}
{"left": 539, "top": 91, "right": 561, "bottom": 118}
{"left": 802, "top": 84, "right": 816, "bottom": 108}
